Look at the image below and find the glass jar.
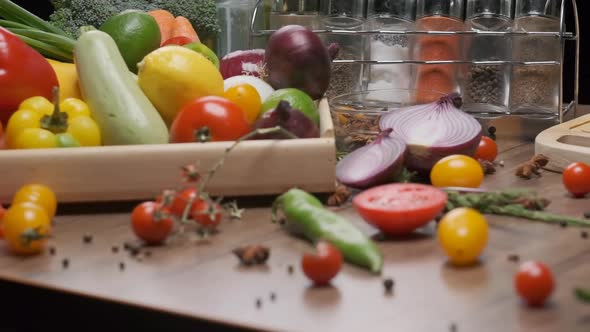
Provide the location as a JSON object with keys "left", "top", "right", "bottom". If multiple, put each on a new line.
{"left": 364, "top": 0, "right": 416, "bottom": 99}
{"left": 463, "top": 0, "right": 513, "bottom": 118}
{"left": 319, "top": 0, "right": 368, "bottom": 99}
{"left": 509, "top": 0, "right": 562, "bottom": 118}
{"left": 414, "top": 0, "right": 466, "bottom": 103}
{"left": 270, "top": 0, "right": 321, "bottom": 29}
{"left": 216, "top": 0, "right": 259, "bottom": 57}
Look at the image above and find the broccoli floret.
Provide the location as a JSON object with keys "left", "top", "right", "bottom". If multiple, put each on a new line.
{"left": 153, "top": 0, "right": 220, "bottom": 42}
{"left": 50, "top": 0, "right": 120, "bottom": 38}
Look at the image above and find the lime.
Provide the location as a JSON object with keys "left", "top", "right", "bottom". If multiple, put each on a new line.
{"left": 100, "top": 11, "right": 161, "bottom": 73}
{"left": 261, "top": 88, "right": 319, "bottom": 125}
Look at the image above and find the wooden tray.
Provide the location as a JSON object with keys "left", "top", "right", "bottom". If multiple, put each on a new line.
{"left": 0, "top": 100, "right": 336, "bottom": 203}
{"left": 535, "top": 112, "right": 590, "bottom": 172}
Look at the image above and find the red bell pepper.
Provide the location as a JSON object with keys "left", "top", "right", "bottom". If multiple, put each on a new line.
{"left": 0, "top": 27, "right": 59, "bottom": 124}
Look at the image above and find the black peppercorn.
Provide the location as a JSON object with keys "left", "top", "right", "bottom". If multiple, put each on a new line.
{"left": 144, "top": 251, "right": 152, "bottom": 257}
{"left": 49, "top": 247, "right": 56, "bottom": 256}
{"left": 112, "top": 246, "right": 119, "bottom": 253}
{"left": 255, "top": 298, "right": 262, "bottom": 309}
{"left": 508, "top": 254, "right": 520, "bottom": 262}
{"left": 581, "top": 231, "right": 588, "bottom": 239}
{"left": 119, "top": 262, "right": 125, "bottom": 271}
{"left": 270, "top": 292, "right": 276, "bottom": 302}
{"left": 82, "top": 235, "right": 93, "bottom": 244}
{"left": 62, "top": 259, "right": 69, "bottom": 269}
{"left": 488, "top": 126, "right": 497, "bottom": 135}
{"left": 383, "top": 278, "right": 394, "bottom": 293}
{"left": 287, "top": 265, "right": 294, "bottom": 275}
{"left": 584, "top": 212, "right": 590, "bottom": 219}
{"left": 559, "top": 221, "right": 568, "bottom": 228}
{"left": 449, "top": 322, "right": 458, "bottom": 332}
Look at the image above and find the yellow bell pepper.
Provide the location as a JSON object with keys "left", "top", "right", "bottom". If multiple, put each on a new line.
{"left": 6, "top": 88, "right": 101, "bottom": 149}
{"left": 46, "top": 59, "right": 83, "bottom": 101}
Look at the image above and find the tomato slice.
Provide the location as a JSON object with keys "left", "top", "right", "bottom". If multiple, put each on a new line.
{"left": 353, "top": 183, "right": 448, "bottom": 235}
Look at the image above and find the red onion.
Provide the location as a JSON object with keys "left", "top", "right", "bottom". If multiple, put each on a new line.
{"left": 253, "top": 100, "right": 320, "bottom": 139}
{"left": 336, "top": 129, "right": 407, "bottom": 189}
{"left": 219, "top": 49, "right": 265, "bottom": 79}
{"left": 379, "top": 93, "right": 482, "bottom": 175}
{"left": 264, "top": 25, "right": 338, "bottom": 100}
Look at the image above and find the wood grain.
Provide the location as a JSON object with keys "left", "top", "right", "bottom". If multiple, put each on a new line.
{"left": 0, "top": 128, "right": 590, "bottom": 331}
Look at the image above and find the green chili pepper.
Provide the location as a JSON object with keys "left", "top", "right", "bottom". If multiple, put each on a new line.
{"left": 272, "top": 188, "right": 383, "bottom": 274}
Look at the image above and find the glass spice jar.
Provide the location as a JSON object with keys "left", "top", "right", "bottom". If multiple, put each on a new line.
{"left": 509, "top": 0, "right": 562, "bottom": 118}
{"left": 319, "top": 0, "right": 368, "bottom": 99}
{"left": 414, "top": 0, "right": 466, "bottom": 103}
{"left": 269, "top": 0, "right": 321, "bottom": 30}
{"left": 365, "top": 0, "right": 416, "bottom": 100}
{"left": 463, "top": 0, "right": 513, "bottom": 118}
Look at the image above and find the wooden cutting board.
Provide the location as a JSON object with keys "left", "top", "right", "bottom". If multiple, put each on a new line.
{"left": 535, "top": 112, "right": 590, "bottom": 172}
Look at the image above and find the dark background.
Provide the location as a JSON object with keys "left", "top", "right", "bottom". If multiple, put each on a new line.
{"left": 10, "top": 0, "right": 589, "bottom": 104}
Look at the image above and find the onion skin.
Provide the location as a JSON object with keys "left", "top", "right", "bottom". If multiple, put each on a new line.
{"left": 336, "top": 129, "right": 407, "bottom": 189}
{"left": 379, "top": 93, "right": 482, "bottom": 175}
{"left": 253, "top": 100, "right": 320, "bottom": 139}
{"left": 264, "top": 25, "right": 334, "bottom": 100}
{"left": 219, "top": 49, "right": 265, "bottom": 79}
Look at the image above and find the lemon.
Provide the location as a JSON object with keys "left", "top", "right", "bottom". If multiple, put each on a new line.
{"left": 137, "top": 46, "right": 224, "bottom": 126}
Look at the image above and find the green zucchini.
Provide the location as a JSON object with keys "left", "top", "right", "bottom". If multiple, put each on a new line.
{"left": 74, "top": 30, "right": 169, "bottom": 145}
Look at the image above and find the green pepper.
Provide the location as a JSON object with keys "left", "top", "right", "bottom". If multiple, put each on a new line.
{"left": 272, "top": 188, "right": 383, "bottom": 274}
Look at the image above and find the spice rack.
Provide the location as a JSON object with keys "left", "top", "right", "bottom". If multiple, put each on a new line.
{"left": 249, "top": 0, "right": 580, "bottom": 125}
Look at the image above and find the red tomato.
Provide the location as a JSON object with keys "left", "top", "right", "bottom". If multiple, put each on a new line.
{"left": 131, "top": 201, "right": 174, "bottom": 245}
{"left": 162, "top": 36, "right": 193, "bottom": 47}
{"left": 562, "top": 162, "right": 590, "bottom": 198}
{"left": 353, "top": 183, "right": 448, "bottom": 235}
{"left": 514, "top": 261, "right": 555, "bottom": 307}
{"left": 190, "top": 199, "right": 222, "bottom": 228}
{"left": 301, "top": 241, "right": 343, "bottom": 286}
{"left": 170, "top": 96, "right": 251, "bottom": 143}
{"left": 169, "top": 188, "right": 199, "bottom": 216}
{"left": 474, "top": 136, "right": 498, "bottom": 162}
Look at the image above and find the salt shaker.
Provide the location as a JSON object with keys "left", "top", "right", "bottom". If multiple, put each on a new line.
{"left": 463, "top": 0, "right": 513, "bottom": 118}
{"left": 319, "top": 0, "right": 368, "bottom": 98}
{"left": 365, "top": 0, "right": 416, "bottom": 97}
{"left": 414, "top": 0, "right": 466, "bottom": 103}
{"left": 510, "top": 0, "right": 562, "bottom": 118}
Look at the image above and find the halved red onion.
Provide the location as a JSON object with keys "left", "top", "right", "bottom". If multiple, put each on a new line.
{"left": 379, "top": 93, "right": 482, "bottom": 174}
{"left": 336, "top": 129, "right": 407, "bottom": 189}
{"left": 220, "top": 49, "right": 265, "bottom": 79}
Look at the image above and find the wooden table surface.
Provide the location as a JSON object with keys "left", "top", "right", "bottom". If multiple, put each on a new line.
{"left": 1, "top": 109, "right": 590, "bottom": 331}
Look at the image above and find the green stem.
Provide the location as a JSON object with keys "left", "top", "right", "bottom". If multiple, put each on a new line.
{"left": 6, "top": 27, "right": 75, "bottom": 52}
{"left": 0, "top": 0, "right": 68, "bottom": 36}
{"left": 0, "top": 18, "right": 31, "bottom": 29}
{"left": 574, "top": 288, "right": 590, "bottom": 303}
{"left": 12, "top": 34, "right": 73, "bottom": 61}
{"left": 40, "top": 87, "right": 69, "bottom": 133}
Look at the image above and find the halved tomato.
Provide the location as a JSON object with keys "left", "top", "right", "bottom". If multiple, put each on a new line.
{"left": 353, "top": 183, "right": 448, "bottom": 235}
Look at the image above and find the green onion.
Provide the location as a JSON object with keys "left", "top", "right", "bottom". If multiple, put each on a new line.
{"left": 0, "top": 18, "right": 31, "bottom": 29}
{"left": 0, "top": 0, "right": 68, "bottom": 36}
{"left": 13, "top": 34, "right": 73, "bottom": 62}
{"left": 6, "top": 27, "right": 75, "bottom": 53}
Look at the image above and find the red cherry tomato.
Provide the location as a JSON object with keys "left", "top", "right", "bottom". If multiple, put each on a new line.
{"left": 190, "top": 199, "right": 222, "bottom": 228}
{"left": 169, "top": 188, "right": 199, "bottom": 216}
{"left": 562, "top": 162, "right": 590, "bottom": 198}
{"left": 170, "top": 96, "right": 251, "bottom": 143}
{"left": 474, "top": 136, "right": 498, "bottom": 162}
{"left": 162, "top": 36, "right": 193, "bottom": 46}
{"left": 514, "top": 261, "right": 555, "bottom": 307}
{"left": 353, "top": 183, "right": 448, "bottom": 235}
{"left": 301, "top": 241, "right": 343, "bottom": 286}
{"left": 131, "top": 201, "right": 174, "bottom": 245}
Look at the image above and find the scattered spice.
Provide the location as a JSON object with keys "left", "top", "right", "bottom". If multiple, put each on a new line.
{"left": 584, "top": 212, "right": 590, "bottom": 219}
{"left": 255, "top": 298, "right": 262, "bottom": 309}
{"left": 129, "top": 247, "right": 141, "bottom": 257}
{"left": 111, "top": 246, "right": 119, "bottom": 253}
{"left": 582, "top": 231, "right": 588, "bottom": 239}
{"left": 62, "top": 258, "right": 69, "bottom": 269}
{"left": 478, "top": 159, "right": 496, "bottom": 175}
{"left": 278, "top": 218, "right": 287, "bottom": 226}
{"left": 449, "top": 322, "right": 458, "bottom": 332}
{"left": 515, "top": 154, "right": 550, "bottom": 179}
{"left": 508, "top": 254, "right": 520, "bottom": 262}
{"left": 119, "top": 262, "right": 125, "bottom": 271}
{"left": 49, "top": 247, "right": 56, "bottom": 256}
{"left": 287, "top": 265, "right": 294, "bottom": 275}
{"left": 270, "top": 292, "right": 276, "bottom": 302}
{"left": 327, "top": 184, "right": 352, "bottom": 207}
{"left": 144, "top": 251, "right": 152, "bottom": 257}
{"left": 383, "top": 278, "right": 394, "bottom": 294}
{"left": 233, "top": 245, "right": 270, "bottom": 266}
{"left": 560, "top": 221, "right": 568, "bottom": 228}
{"left": 82, "top": 234, "right": 93, "bottom": 244}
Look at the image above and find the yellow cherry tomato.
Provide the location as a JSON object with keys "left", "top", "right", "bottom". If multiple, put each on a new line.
{"left": 13, "top": 128, "right": 57, "bottom": 149}
{"left": 13, "top": 184, "right": 58, "bottom": 219}
{"left": 18, "top": 96, "right": 53, "bottom": 116}
{"left": 223, "top": 84, "right": 262, "bottom": 123}
{"left": 2, "top": 202, "right": 51, "bottom": 255}
{"left": 60, "top": 98, "right": 91, "bottom": 118}
{"left": 430, "top": 155, "right": 484, "bottom": 188}
{"left": 437, "top": 207, "right": 489, "bottom": 266}
{"left": 5, "top": 110, "right": 45, "bottom": 148}
{"left": 67, "top": 116, "right": 101, "bottom": 146}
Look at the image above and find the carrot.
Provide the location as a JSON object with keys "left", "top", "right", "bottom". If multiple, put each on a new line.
{"left": 172, "top": 16, "right": 200, "bottom": 43}
{"left": 148, "top": 10, "right": 176, "bottom": 45}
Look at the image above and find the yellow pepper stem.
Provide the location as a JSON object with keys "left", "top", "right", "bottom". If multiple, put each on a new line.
{"left": 40, "top": 86, "right": 69, "bottom": 133}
